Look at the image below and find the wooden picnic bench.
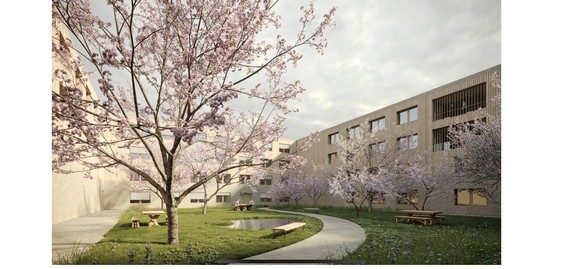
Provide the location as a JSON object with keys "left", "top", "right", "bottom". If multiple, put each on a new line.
{"left": 271, "top": 222, "right": 306, "bottom": 235}
{"left": 233, "top": 204, "right": 253, "bottom": 211}
{"left": 303, "top": 207, "right": 320, "bottom": 213}
{"left": 131, "top": 217, "right": 140, "bottom": 228}
{"left": 395, "top": 210, "right": 444, "bottom": 225}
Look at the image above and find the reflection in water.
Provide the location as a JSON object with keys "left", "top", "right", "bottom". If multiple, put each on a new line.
{"left": 228, "top": 219, "right": 293, "bottom": 230}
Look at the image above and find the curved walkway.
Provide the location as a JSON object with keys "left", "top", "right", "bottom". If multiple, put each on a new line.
{"left": 244, "top": 208, "right": 366, "bottom": 261}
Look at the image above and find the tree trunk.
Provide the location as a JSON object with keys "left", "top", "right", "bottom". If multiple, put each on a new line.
{"left": 202, "top": 200, "right": 208, "bottom": 215}
{"left": 166, "top": 204, "right": 179, "bottom": 245}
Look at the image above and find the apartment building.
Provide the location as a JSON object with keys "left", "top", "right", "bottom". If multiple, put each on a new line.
{"left": 52, "top": 23, "right": 127, "bottom": 224}
{"left": 292, "top": 65, "right": 501, "bottom": 217}
{"left": 127, "top": 138, "right": 295, "bottom": 209}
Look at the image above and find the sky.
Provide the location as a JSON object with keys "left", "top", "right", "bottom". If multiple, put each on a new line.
{"left": 269, "top": 0, "right": 501, "bottom": 139}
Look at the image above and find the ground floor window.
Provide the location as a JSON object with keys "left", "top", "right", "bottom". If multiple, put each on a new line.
{"left": 130, "top": 192, "right": 151, "bottom": 204}
{"left": 216, "top": 193, "right": 231, "bottom": 203}
{"left": 190, "top": 192, "right": 205, "bottom": 203}
{"left": 454, "top": 188, "right": 487, "bottom": 206}
{"left": 397, "top": 190, "right": 418, "bottom": 205}
{"left": 260, "top": 193, "right": 272, "bottom": 203}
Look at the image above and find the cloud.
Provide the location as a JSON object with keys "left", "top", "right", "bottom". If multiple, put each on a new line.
{"left": 273, "top": 0, "right": 501, "bottom": 139}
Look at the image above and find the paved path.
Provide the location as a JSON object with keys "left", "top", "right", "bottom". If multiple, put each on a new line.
{"left": 52, "top": 209, "right": 123, "bottom": 259}
{"left": 243, "top": 208, "right": 366, "bottom": 261}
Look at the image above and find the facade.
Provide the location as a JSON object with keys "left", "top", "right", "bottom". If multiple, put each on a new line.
{"left": 292, "top": 65, "right": 501, "bottom": 217}
{"left": 52, "top": 24, "right": 127, "bottom": 224}
{"left": 53, "top": 28, "right": 500, "bottom": 223}
{"left": 126, "top": 138, "right": 295, "bottom": 209}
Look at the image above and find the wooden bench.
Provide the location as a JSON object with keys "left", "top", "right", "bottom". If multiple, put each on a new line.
{"left": 303, "top": 208, "right": 320, "bottom": 213}
{"left": 272, "top": 222, "right": 306, "bottom": 236}
{"left": 395, "top": 215, "right": 432, "bottom": 225}
{"left": 131, "top": 217, "right": 140, "bottom": 228}
{"left": 435, "top": 216, "right": 445, "bottom": 224}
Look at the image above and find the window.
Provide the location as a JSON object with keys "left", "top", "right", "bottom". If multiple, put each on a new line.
{"left": 398, "top": 107, "right": 418, "bottom": 125}
{"left": 266, "top": 143, "right": 272, "bottom": 151}
{"left": 239, "top": 157, "right": 252, "bottom": 165}
{"left": 190, "top": 192, "right": 205, "bottom": 203}
{"left": 279, "top": 160, "right": 290, "bottom": 168}
{"left": 260, "top": 176, "right": 272, "bottom": 185}
{"left": 216, "top": 173, "right": 231, "bottom": 184}
{"left": 327, "top": 152, "right": 337, "bottom": 164}
{"left": 279, "top": 143, "right": 290, "bottom": 153}
{"left": 260, "top": 158, "right": 272, "bottom": 168}
{"left": 432, "top": 127, "right": 452, "bottom": 152}
{"left": 130, "top": 192, "right": 150, "bottom": 204}
{"left": 371, "top": 192, "right": 386, "bottom": 204}
{"left": 398, "top": 134, "right": 417, "bottom": 150}
{"left": 347, "top": 126, "right": 362, "bottom": 139}
{"left": 260, "top": 193, "right": 272, "bottom": 203}
{"left": 369, "top": 141, "right": 386, "bottom": 153}
{"left": 455, "top": 188, "right": 487, "bottom": 206}
{"left": 328, "top": 132, "right": 340, "bottom": 144}
{"left": 397, "top": 190, "right": 418, "bottom": 205}
{"left": 239, "top": 175, "right": 251, "bottom": 184}
{"left": 130, "top": 147, "right": 149, "bottom": 159}
{"left": 216, "top": 193, "right": 231, "bottom": 203}
{"left": 369, "top": 117, "right": 386, "bottom": 132}
{"left": 433, "top": 83, "right": 486, "bottom": 121}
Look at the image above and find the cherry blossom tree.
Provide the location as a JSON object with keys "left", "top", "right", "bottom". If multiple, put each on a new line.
{"left": 327, "top": 120, "right": 403, "bottom": 216}
{"left": 52, "top": 0, "right": 336, "bottom": 244}
{"left": 448, "top": 75, "right": 501, "bottom": 202}
{"left": 392, "top": 154, "right": 459, "bottom": 210}
{"left": 301, "top": 165, "right": 329, "bottom": 207}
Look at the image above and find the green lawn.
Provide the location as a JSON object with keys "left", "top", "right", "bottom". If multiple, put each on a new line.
{"left": 61, "top": 206, "right": 323, "bottom": 265}
{"left": 276, "top": 205, "right": 501, "bottom": 265}
{"left": 57, "top": 205, "right": 501, "bottom": 265}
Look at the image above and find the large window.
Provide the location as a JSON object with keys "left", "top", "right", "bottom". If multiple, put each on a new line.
{"left": 398, "top": 107, "right": 418, "bottom": 125}
{"left": 279, "top": 143, "right": 290, "bottom": 153}
{"left": 398, "top": 134, "right": 418, "bottom": 150}
{"left": 239, "top": 175, "right": 251, "bottom": 184}
{"left": 260, "top": 193, "right": 272, "bottom": 203}
{"left": 130, "top": 192, "right": 151, "bottom": 204}
{"left": 190, "top": 192, "right": 205, "bottom": 203}
{"left": 433, "top": 83, "right": 486, "bottom": 121}
{"left": 260, "top": 158, "right": 272, "bottom": 168}
{"left": 397, "top": 190, "right": 418, "bottom": 205}
{"left": 327, "top": 152, "right": 337, "bottom": 164}
{"left": 455, "top": 188, "right": 487, "bottom": 206}
{"left": 130, "top": 147, "right": 149, "bottom": 159}
{"left": 347, "top": 126, "right": 362, "bottom": 139}
{"left": 328, "top": 132, "right": 340, "bottom": 144}
{"left": 216, "top": 193, "right": 231, "bottom": 203}
{"left": 370, "top": 117, "right": 386, "bottom": 132}
{"left": 432, "top": 127, "right": 452, "bottom": 152}
{"left": 260, "top": 176, "right": 272, "bottom": 185}
{"left": 369, "top": 141, "right": 386, "bottom": 153}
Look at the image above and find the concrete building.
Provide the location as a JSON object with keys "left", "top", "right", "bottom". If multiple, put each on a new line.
{"left": 52, "top": 24, "right": 127, "bottom": 224}
{"left": 53, "top": 24, "right": 500, "bottom": 223}
{"left": 291, "top": 65, "right": 501, "bottom": 217}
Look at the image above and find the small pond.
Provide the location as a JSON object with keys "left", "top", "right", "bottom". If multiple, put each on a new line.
{"left": 228, "top": 219, "right": 293, "bottom": 230}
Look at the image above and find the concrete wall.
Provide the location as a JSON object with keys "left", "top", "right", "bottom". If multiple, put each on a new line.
{"left": 293, "top": 65, "right": 501, "bottom": 217}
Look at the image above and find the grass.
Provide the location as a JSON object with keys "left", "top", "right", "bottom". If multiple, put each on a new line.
{"left": 274, "top": 205, "right": 501, "bottom": 265}
{"left": 69, "top": 206, "right": 323, "bottom": 265}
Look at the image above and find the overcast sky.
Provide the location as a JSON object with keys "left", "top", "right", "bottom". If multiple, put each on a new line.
{"left": 269, "top": 0, "right": 501, "bottom": 139}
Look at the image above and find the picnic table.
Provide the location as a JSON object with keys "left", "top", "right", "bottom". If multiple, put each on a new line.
{"left": 142, "top": 210, "right": 166, "bottom": 226}
{"left": 395, "top": 210, "right": 444, "bottom": 225}
{"left": 233, "top": 204, "right": 253, "bottom": 211}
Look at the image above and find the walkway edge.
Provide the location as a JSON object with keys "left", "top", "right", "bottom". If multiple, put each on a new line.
{"left": 244, "top": 208, "right": 366, "bottom": 261}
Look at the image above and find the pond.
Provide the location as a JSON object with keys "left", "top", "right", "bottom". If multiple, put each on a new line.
{"left": 228, "top": 219, "right": 293, "bottom": 230}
